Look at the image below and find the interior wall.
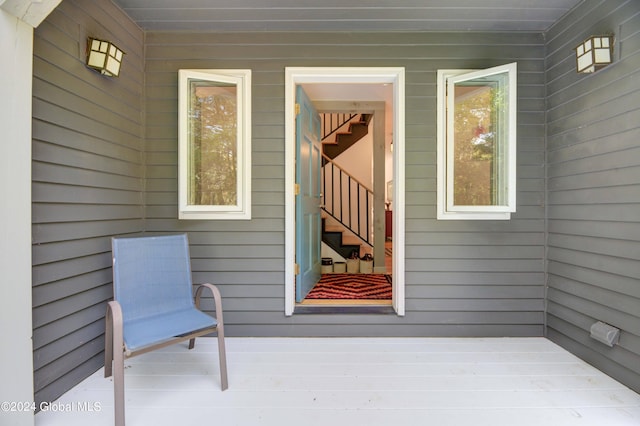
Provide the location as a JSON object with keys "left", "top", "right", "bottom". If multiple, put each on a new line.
{"left": 545, "top": 0, "right": 640, "bottom": 393}
{"left": 31, "top": 0, "right": 144, "bottom": 406}
{"left": 332, "top": 123, "right": 373, "bottom": 190}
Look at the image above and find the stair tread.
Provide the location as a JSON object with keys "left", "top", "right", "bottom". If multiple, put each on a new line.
{"left": 342, "top": 236, "right": 363, "bottom": 245}
{"left": 322, "top": 130, "right": 355, "bottom": 141}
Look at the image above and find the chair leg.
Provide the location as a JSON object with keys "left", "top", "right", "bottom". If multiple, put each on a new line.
{"left": 106, "top": 301, "right": 126, "bottom": 426}
{"left": 104, "top": 305, "right": 114, "bottom": 378}
{"left": 113, "top": 334, "right": 125, "bottom": 426}
{"left": 217, "top": 325, "right": 228, "bottom": 391}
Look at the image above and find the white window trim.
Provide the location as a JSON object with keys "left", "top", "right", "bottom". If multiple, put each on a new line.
{"left": 436, "top": 63, "right": 517, "bottom": 220}
{"left": 178, "top": 69, "right": 252, "bottom": 220}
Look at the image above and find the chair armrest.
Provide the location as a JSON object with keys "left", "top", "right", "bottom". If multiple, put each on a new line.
{"left": 107, "top": 300, "right": 124, "bottom": 325}
{"left": 105, "top": 300, "right": 124, "bottom": 377}
{"left": 195, "top": 283, "right": 225, "bottom": 325}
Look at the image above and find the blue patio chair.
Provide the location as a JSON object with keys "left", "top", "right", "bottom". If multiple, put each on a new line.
{"left": 105, "top": 234, "right": 228, "bottom": 426}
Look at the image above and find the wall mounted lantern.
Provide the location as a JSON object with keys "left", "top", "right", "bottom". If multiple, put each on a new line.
{"left": 86, "top": 37, "right": 125, "bottom": 77}
{"left": 575, "top": 35, "right": 614, "bottom": 73}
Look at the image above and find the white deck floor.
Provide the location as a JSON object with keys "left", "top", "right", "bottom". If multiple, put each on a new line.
{"left": 36, "top": 337, "right": 640, "bottom": 426}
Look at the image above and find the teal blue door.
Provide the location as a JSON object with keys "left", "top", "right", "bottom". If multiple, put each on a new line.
{"left": 295, "top": 85, "right": 322, "bottom": 302}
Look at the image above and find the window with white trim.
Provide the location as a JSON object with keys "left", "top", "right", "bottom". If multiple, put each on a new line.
{"left": 437, "top": 63, "right": 517, "bottom": 220}
{"left": 178, "top": 69, "right": 251, "bottom": 220}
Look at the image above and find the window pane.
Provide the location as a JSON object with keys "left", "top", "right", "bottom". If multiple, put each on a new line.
{"left": 450, "top": 72, "right": 508, "bottom": 207}
{"left": 437, "top": 63, "right": 516, "bottom": 220}
{"left": 188, "top": 80, "right": 238, "bottom": 206}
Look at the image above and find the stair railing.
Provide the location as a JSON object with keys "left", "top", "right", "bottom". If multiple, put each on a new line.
{"left": 320, "top": 153, "right": 373, "bottom": 247}
{"left": 321, "top": 113, "right": 358, "bottom": 142}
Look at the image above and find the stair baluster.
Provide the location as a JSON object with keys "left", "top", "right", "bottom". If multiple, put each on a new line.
{"left": 321, "top": 153, "right": 373, "bottom": 252}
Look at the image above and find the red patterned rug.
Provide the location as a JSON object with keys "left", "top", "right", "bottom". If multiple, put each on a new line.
{"left": 305, "top": 274, "right": 392, "bottom": 300}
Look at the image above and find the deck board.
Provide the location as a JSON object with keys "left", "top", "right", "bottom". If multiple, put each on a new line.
{"left": 35, "top": 337, "right": 640, "bottom": 426}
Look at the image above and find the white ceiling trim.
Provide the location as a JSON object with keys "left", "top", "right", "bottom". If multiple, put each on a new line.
{"left": 0, "top": 0, "right": 62, "bottom": 27}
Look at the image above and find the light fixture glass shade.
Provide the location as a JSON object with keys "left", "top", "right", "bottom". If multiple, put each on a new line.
{"left": 575, "top": 35, "right": 613, "bottom": 73}
{"left": 86, "top": 38, "right": 124, "bottom": 77}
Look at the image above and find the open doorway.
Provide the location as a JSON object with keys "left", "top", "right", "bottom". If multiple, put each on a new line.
{"left": 284, "top": 67, "right": 405, "bottom": 316}
{"left": 299, "top": 99, "right": 390, "bottom": 307}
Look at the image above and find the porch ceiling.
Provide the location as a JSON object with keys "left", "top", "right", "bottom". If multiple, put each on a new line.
{"left": 112, "top": 0, "right": 584, "bottom": 32}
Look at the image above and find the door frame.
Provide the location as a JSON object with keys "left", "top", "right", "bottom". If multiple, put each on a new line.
{"left": 284, "top": 67, "right": 406, "bottom": 316}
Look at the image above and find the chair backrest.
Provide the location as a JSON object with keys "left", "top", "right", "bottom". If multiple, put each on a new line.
{"left": 112, "top": 234, "right": 195, "bottom": 322}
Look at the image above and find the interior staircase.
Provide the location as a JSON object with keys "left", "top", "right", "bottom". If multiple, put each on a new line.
{"left": 320, "top": 112, "right": 374, "bottom": 260}
{"left": 322, "top": 113, "right": 372, "bottom": 160}
{"left": 321, "top": 217, "right": 361, "bottom": 259}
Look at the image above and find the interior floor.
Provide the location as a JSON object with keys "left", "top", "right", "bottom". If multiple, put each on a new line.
{"left": 299, "top": 240, "right": 393, "bottom": 306}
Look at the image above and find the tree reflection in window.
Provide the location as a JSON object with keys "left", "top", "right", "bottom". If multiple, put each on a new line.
{"left": 437, "top": 63, "right": 516, "bottom": 220}
{"left": 189, "top": 82, "right": 238, "bottom": 206}
{"left": 452, "top": 82, "right": 504, "bottom": 206}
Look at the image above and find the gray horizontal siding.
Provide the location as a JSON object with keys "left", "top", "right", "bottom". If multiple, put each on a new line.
{"left": 144, "top": 30, "right": 546, "bottom": 337}
{"left": 545, "top": 0, "right": 640, "bottom": 393}
{"left": 31, "top": 0, "right": 144, "bottom": 406}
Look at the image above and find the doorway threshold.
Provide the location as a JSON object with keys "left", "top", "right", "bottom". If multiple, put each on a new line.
{"left": 295, "top": 299, "right": 394, "bottom": 315}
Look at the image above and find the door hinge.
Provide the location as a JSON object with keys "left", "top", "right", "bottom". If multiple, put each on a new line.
{"left": 294, "top": 183, "right": 300, "bottom": 196}
{"left": 294, "top": 263, "right": 300, "bottom": 275}
{"left": 295, "top": 103, "right": 300, "bottom": 116}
